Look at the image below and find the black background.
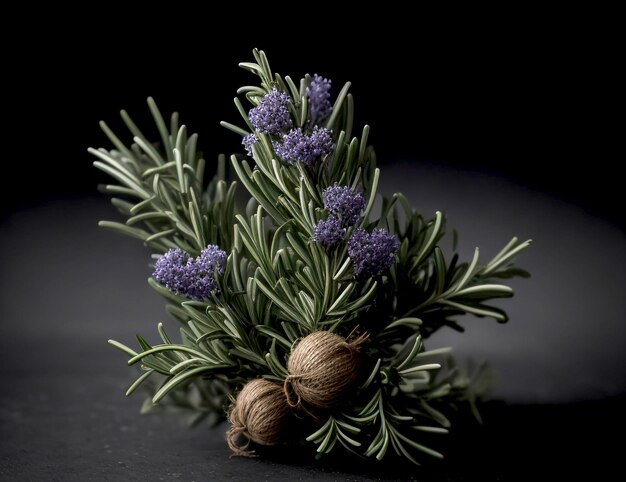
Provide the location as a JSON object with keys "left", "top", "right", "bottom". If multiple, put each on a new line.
{"left": 4, "top": 13, "right": 620, "bottom": 228}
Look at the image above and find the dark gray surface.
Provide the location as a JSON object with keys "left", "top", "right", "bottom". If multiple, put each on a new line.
{"left": 387, "top": 162, "right": 626, "bottom": 402}
{"left": 1, "top": 164, "right": 624, "bottom": 480}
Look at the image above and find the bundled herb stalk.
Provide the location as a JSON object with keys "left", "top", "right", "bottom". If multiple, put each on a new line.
{"left": 91, "top": 49, "right": 531, "bottom": 465}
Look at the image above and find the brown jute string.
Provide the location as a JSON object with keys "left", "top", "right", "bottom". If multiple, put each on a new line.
{"left": 284, "top": 331, "right": 368, "bottom": 411}
{"left": 226, "top": 331, "right": 368, "bottom": 456}
{"left": 226, "top": 378, "right": 292, "bottom": 457}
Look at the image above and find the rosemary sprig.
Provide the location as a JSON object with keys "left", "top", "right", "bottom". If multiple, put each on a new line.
{"left": 93, "top": 48, "right": 530, "bottom": 464}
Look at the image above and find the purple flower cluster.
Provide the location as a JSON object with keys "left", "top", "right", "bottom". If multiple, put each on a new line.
{"left": 323, "top": 184, "right": 366, "bottom": 226}
{"left": 348, "top": 228, "right": 399, "bottom": 277}
{"left": 273, "top": 126, "right": 335, "bottom": 166}
{"left": 307, "top": 74, "right": 332, "bottom": 125}
{"left": 153, "top": 245, "right": 227, "bottom": 300}
{"left": 242, "top": 133, "right": 257, "bottom": 156}
{"left": 152, "top": 248, "right": 191, "bottom": 294}
{"left": 248, "top": 88, "right": 292, "bottom": 135}
{"left": 313, "top": 185, "right": 367, "bottom": 250}
{"left": 312, "top": 216, "right": 345, "bottom": 249}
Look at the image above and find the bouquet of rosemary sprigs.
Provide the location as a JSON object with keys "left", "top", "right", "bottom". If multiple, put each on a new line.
{"left": 91, "top": 49, "right": 531, "bottom": 465}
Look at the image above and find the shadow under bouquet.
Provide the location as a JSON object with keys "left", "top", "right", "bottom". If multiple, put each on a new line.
{"left": 91, "top": 49, "right": 531, "bottom": 465}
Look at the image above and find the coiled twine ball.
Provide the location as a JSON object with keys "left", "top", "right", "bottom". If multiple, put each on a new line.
{"left": 227, "top": 378, "right": 292, "bottom": 456}
{"left": 285, "top": 331, "right": 365, "bottom": 410}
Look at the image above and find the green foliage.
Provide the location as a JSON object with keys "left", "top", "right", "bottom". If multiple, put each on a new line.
{"left": 92, "top": 98, "right": 237, "bottom": 255}
{"left": 93, "top": 48, "right": 531, "bottom": 464}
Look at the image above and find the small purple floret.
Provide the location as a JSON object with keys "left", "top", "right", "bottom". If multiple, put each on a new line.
{"left": 348, "top": 228, "right": 399, "bottom": 277}
{"left": 307, "top": 74, "right": 332, "bottom": 125}
{"left": 312, "top": 216, "right": 345, "bottom": 249}
{"left": 248, "top": 88, "right": 292, "bottom": 135}
{"left": 323, "top": 184, "right": 366, "bottom": 226}
{"left": 153, "top": 245, "right": 227, "bottom": 300}
{"left": 273, "top": 127, "right": 334, "bottom": 166}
